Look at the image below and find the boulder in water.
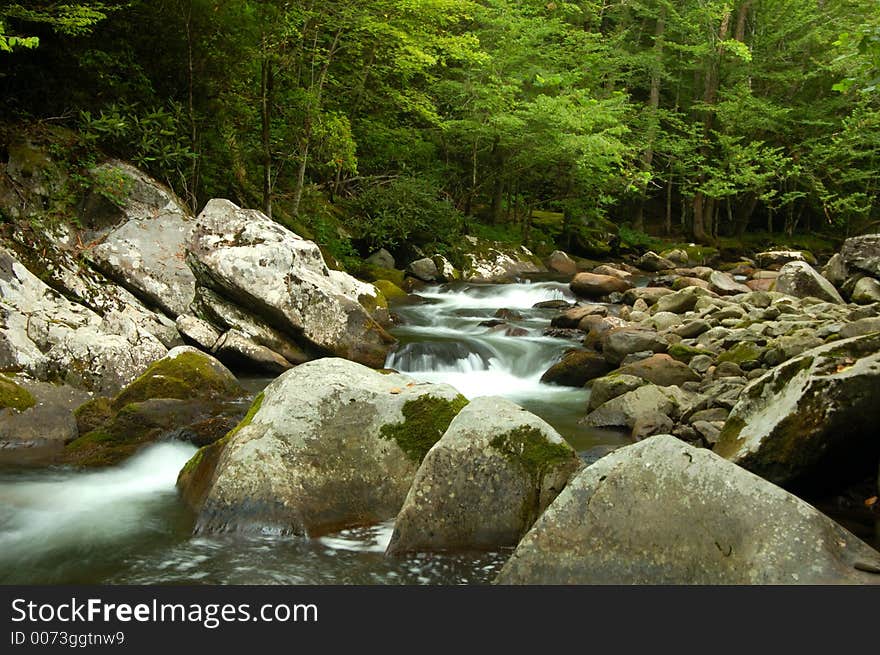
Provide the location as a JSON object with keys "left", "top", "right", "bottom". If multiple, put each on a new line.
{"left": 569, "top": 272, "right": 631, "bottom": 298}
{"left": 540, "top": 350, "right": 612, "bottom": 387}
{"left": 387, "top": 396, "right": 580, "bottom": 554}
{"left": 495, "top": 435, "right": 880, "bottom": 584}
{"left": 178, "top": 358, "right": 468, "bottom": 536}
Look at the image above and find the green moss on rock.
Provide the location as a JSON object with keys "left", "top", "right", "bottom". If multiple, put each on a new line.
{"left": 380, "top": 394, "right": 468, "bottom": 463}
{"left": 489, "top": 426, "right": 575, "bottom": 484}
{"left": 717, "top": 342, "right": 764, "bottom": 365}
{"left": 73, "top": 396, "right": 113, "bottom": 434}
{"left": 0, "top": 376, "right": 36, "bottom": 412}
{"left": 372, "top": 279, "right": 407, "bottom": 301}
{"left": 112, "top": 351, "right": 242, "bottom": 410}
{"left": 667, "top": 343, "right": 709, "bottom": 363}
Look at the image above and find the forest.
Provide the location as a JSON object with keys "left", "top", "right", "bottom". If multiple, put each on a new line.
{"left": 2, "top": 0, "right": 880, "bottom": 264}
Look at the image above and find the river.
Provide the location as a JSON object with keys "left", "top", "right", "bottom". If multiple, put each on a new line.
{"left": 1, "top": 280, "right": 623, "bottom": 584}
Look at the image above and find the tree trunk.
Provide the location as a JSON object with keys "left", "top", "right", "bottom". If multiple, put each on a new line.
{"left": 634, "top": 7, "right": 667, "bottom": 232}
{"left": 490, "top": 137, "right": 505, "bottom": 225}
{"left": 665, "top": 173, "right": 673, "bottom": 235}
{"left": 260, "top": 39, "right": 273, "bottom": 219}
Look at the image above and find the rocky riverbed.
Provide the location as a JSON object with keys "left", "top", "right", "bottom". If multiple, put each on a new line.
{"left": 1, "top": 149, "right": 879, "bottom": 584}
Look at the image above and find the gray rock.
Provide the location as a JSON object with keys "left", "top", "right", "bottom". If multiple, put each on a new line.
{"left": 714, "top": 333, "right": 880, "bottom": 488}
{"left": 601, "top": 327, "right": 668, "bottom": 365}
{"left": 616, "top": 353, "right": 700, "bottom": 387}
{"left": 659, "top": 248, "right": 690, "bottom": 266}
{"left": 840, "top": 317, "right": 880, "bottom": 339}
{"left": 852, "top": 276, "right": 880, "bottom": 304}
{"left": 714, "top": 361, "right": 744, "bottom": 378}
{"left": 460, "top": 237, "right": 545, "bottom": 282}
{"left": 386, "top": 397, "right": 580, "bottom": 554}
{"left": 213, "top": 329, "right": 292, "bottom": 374}
{"left": 592, "top": 264, "right": 632, "bottom": 280}
{"left": 581, "top": 384, "right": 681, "bottom": 431}
{"left": 840, "top": 234, "right": 880, "bottom": 278}
{"left": 176, "top": 314, "right": 221, "bottom": 351}
{"left": 822, "top": 253, "right": 848, "bottom": 287}
{"left": 178, "top": 358, "right": 467, "bottom": 536}
{"left": 586, "top": 374, "right": 647, "bottom": 412}
{"left": 550, "top": 304, "right": 607, "bottom": 329}
{"left": 655, "top": 286, "right": 716, "bottom": 314}
{"left": 688, "top": 354, "right": 715, "bottom": 375}
{"left": 636, "top": 251, "right": 675, "bottom": 272}
{"left": 366, "top": 248, "right": 395, "bottom": 270}
{"left": 87, "top": 165, "right": 195, "bottom": 317}
{"left": 674, "top": 319, "right": 711, "bottom": 338}
{"left": 187, "top": 199, "right": 395, "bottom": 368}
{"left": 690, "top": 407, "right": 729, "bottom": 423}
{"left": 0, "top": 248, "right": 168, "bottom": 392}
{"left": 495, "top": 435, "right": 880, "bottom": 584}
{"left": 774, "top": 261, "right": 845, "bottom": 304}
{"left": 709, "top": 270, "right": 751, "bottom": 296}
{"left": 643, "top": 311, "right": 682, "bottom": 331}
{"left": 692, "top": 420, "right": 722, "bottom": 446}
{"left": 631, "top": 412, "right": 674, "bottom": 440}
{"left": 407, "top": 257, "right": 439, "bottom": 282}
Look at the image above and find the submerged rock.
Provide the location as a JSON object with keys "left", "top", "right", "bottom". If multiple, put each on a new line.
{"left": 387, "top": 396, "right": 579, "bottom": 554}
{"left": 187, "top": 199, "right": 395, "bottom": 368}
{"left": 178, "top": 358, "right": 468, "bottom": 536}
{"left": 714, "top": 333, "right": 880, "bottom": 490}
{"left": 496, "top": 435, "right": 880, "bottom": 584}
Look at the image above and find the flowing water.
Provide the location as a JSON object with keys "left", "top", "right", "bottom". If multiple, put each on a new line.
{"left": 0, "top": 281, "right": 626, "bottom": 584}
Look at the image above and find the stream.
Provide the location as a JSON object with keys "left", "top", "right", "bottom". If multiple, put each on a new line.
{"left": 0, "top": 281, "right": 628, "bottom": 584}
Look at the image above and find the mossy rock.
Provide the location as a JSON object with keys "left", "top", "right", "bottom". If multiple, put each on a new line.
{"left": 667, "top": 343, "right": 710, "bottom": 364}
{"left": 73, "top": 396, "right": 114, "bottom": 434}
{"left": 490, "top": 426, "right": 578, "bottom": 487}
{"left": 380, "top": 394, "right": 469, "bottom": 464}
{"left": 0, "top": 376, "right": 36, "bottom": 412}
{"left": 372, "top": 279, "right": 407, "bottom": 301}
{"left": 354, "top": 263, "right": 407, "bottom": 288}
{"left": 112, "top": 348, "right": 243, "bottom": 411}
{"left": 717, "top": 342, "right": 764, "bottom": 366}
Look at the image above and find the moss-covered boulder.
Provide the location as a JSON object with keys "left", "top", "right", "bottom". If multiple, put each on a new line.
{"left": 387, "top": 396, "right": 580, "bottom": 555}
{"left": 0, "top": 375, "right": 36, "bottom": 412}
{"left": 496, "top": 435, "right": 880, "bottom": 584}
{"left": 714, "top": 333, "right": 880, "bottom": 490}
{"left": 177, "top": 357, "right": 468, "bottom": 536}
{"left": 64, "top": 347, "right": 246, "bottom": 467}
{"left": 112, "top": 346, "right": 243, "bottom": 410}
{"left": 372, "top": 279, "right": 408, "bottom": 301}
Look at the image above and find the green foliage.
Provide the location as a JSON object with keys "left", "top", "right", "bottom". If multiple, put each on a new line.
{"left": 618, "top": 225, "right": 665, "bottom": 252}
{"left": 349, "top": 176, "right": 464, "bottom": 251}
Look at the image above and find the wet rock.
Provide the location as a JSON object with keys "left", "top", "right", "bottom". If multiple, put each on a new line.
{"left": 715, "top": 333, "right": 880, "bottom": 489}
{"left": 534, "top": 299, "right": 573, "bottom": 310}
{"left": 187, "top": 199, "right": 395, "bottom": 368}
{"left": 495, "top": 435, "right": 880, "bottom": 584}
{"left": 540, "top": 351, "right": 612, "bottom": 387}
{"left": 774, "top": 261, "right": 845, "bottom": 304}
{"left": 550, "top": 304, "right": 606, "bottom": 328}
{"left": 616, "top": 353, "right": 700, "bottom": 387}
{"left": 178, "top": 358, "right": 467, "bottom": 536}
{"left": 387, "top": 396, "right": 580, "bottom": 554}
{"left": 570, "top": 272, "right": 632, "bottom": 298}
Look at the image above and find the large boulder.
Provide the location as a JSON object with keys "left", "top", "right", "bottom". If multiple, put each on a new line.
{"left": 851, "top": 277, "right": 880, "bottom": 305}
{"left": 459, "top": 236, "right": 545, "bottom": 282}
{"left": 840, "top": 234, "right": 880, "bottom": 278}
{"left": 709, "top": 270, "right": 751, "bottom": 296}
{"left": 85, "top": 162, "right": 196, "bottom": 317}
{"left": 0, "top": 248, "right": 167, "bottom": 392}
{"left": 580, "top": 384, "right": 701, "bottom": 435}
{"left": 756, "top": 250, "right": 815, "bottom": 268}
{"left": 569, "top": 272, "right": 632, "bottom": 298}
{"left": 774, "top": 261, "right": 844, "bottom": 304}
{"left": 187, "top": 199, "right": 395, "bottom": 368}
{"left": 714, "top": 333, "right": 880, "bottom": 489}
{"left": 547, "top": 250, "right": 578, "bottom": 276}
{"left": 65, "top": 346, "right": 246, "bottom": 467}
{"left": 406, "top": 257, "right": 439, "bottom": 282}
{"left": 387, "top": 397, "right": 580, "bottom": 554}
{"left": 600, "top": 327, "right": 668, "bottom": 365}
{"left": 540, "top": 350, "right": 612, "bottom": 387}
{"left": 616, "top": 353, "right": 701, "bottom": 387}
{"left": 495, "top": 435, "right": 880, "bottom": 584}
{"left": 177, "top": 358, "right": 468, "bottom": 536}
